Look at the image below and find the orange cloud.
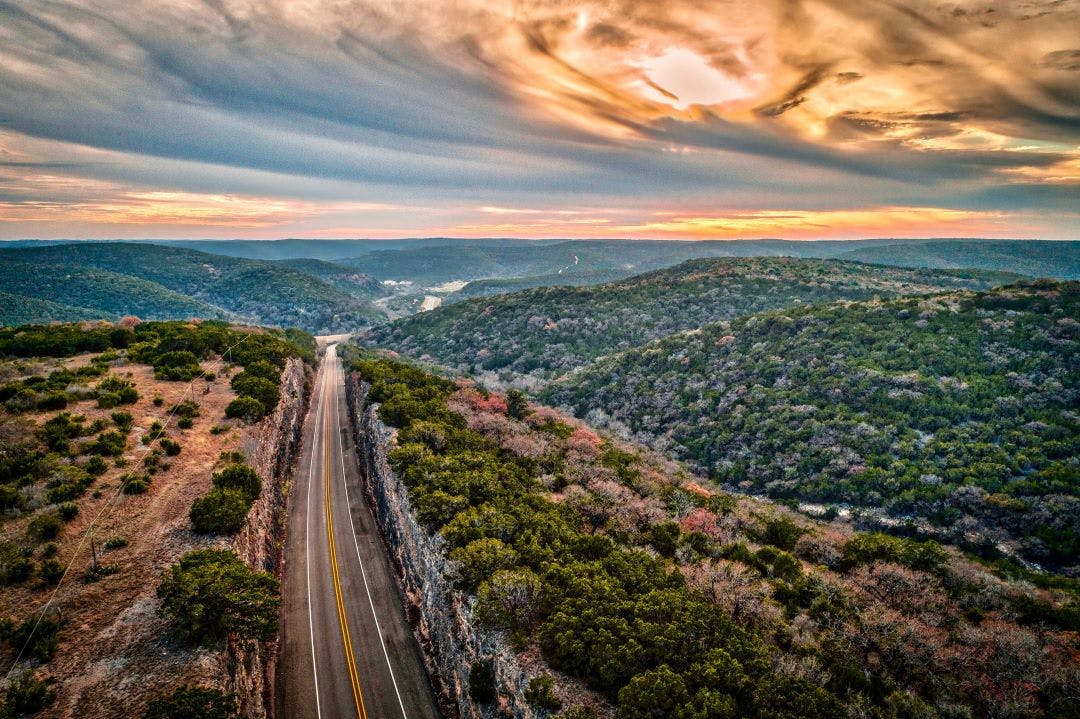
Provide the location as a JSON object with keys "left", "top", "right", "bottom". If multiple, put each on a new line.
{"left": 445, "top": 206, "right": 1014, "bottom": 240}
{"left": 0, "top": 183, "right": 398, "bottom": 229}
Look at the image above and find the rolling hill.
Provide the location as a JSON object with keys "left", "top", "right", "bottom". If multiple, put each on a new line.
{"left": 543, "top": 280, "right": 1080, "bottom": 570}
{"left": 366, "top": 257, "right": 1021, "bottom": 385}
{"left": 0, "top": 290, "right": 111, "bottom": 325}
{"left": 271, "top": 257, "right": 387, "bottom": 299}
{"left": 0, "top": 262, "right": 229, "bottom": 322}
{"left": 0, "top": 243, "right": 385, "bottom": 333}
{"left": 837, "top": 240, "right": 1080, "bottom": 279}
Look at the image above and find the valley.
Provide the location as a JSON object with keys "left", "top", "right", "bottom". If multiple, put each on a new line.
{"left": 0, "top": 238, "right": 1077, "bottom": 719}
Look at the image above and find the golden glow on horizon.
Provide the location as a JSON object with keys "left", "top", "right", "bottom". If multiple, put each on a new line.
{"left": 0, "top": 184, "right": 398, "bottom": 228}
{"left": 446, "top": 206, "right": 1013, "bottom": 240}
{"left": 0, "top": 0, "right": 1076, "bottom": 239}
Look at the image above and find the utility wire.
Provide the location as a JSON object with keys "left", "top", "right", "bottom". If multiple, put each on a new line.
{"left": 4, "top": 331, "right": 253, "bottom": 679}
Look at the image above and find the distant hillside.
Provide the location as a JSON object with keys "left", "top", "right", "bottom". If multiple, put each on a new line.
{"left": 0, "top": 290, "right": 110, "bottom": 325}
{"left": 367, "top": 257, "right": 1020, "bottom": 384}
{"left": 545, "top": 280, "right": 1080, "bottom": 570}
{"left": 0, "top": 263, "right": 227, "bottom": 322}
{"left": 272, "top": 258, "right": 387, "bottom": 298}
{"left": 837, "top": 240, "right": 1080, "bottom": 279}
{"left": 446, "top": 268, "right": 638, "bottom": 301}
{"left": 337, "top": 238, "right": 835, "bottom": 284}
{"left": 0, "top": 243, "right": 385, "bottom": 333}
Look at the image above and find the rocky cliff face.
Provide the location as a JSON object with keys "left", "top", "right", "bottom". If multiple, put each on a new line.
{"left": 231, "top": 357, "right": 311, "bottom": 718}
{"left": 345, "top": 373, "right": 533, "bottom": 719}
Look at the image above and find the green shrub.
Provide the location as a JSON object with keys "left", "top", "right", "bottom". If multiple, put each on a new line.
{"left": 0, "top": 484, "right": 24, "bottom": 513}
{"left": 56, "top": 502, "right": 78, "bottom": 522}
{"left": 85, "top": 455, "right": 108, "bottom": 476}
{"left": 468, "top": 659, "right": 497, "bottom": 703}
{"left": 40, "top": 543, "right": 58, "bottom": 559}
{"left": 506, "top": 390, "right": 530, "bottom": 420}
{"left": 749, "top": 514, "right": 809, "bottom": 552}
{"left": 190, "top": 489, "right": 251, "bottom": 534}
{"left": 5, "top": 671, "right": 53, "bottom": 715}
{"left": 0, "top": 616, "right": 60, "bottom": 662}
{"left": 44, "top": 466, "right": 93, "bottom": 503}
{"left": 96, "top": 391, "right": 121, "bottom": 409}
{"left": 37, "top": 392, "right": 68, "bottom": 411}
{"left": 143, "top": 451, "right": 162, "bottom": 472}
{"left": 26, "top": 513, "right": 63, "bottom": 542}
{"left": 121, "top": 472, "right": 150, "bottom": 495}
{"left": 177, "top": 417, "right": 193, "bottom": 430}
{"left": 153, "top": 396, "right": 164, "bottom": 407}
{"left": 525, "top": 674, "right": 562, "bottom": 712}
{"left": 230, "top": 374, "right": 280, "bottom": 412}
{"left": 83, "top": 563, "right": 120, "bottom": 583}
{"left": 160, "top": 438, "right": 182, "bottom": 457}
{"left": 147, "top": 420, "right": 166, "bottom": 440}
{"left": 224, "top": 397, "right": 265, "bottom": 424}
{"left": 97, "top": 376, "right": 138, "bottom": 404}
{"left": 841, "top": 533, "right": 949, "bottom": 573}
{"left": 153, "top": 351, "right": 203, "bottom": 381}
{"left": 142, "top": 686, "right": 237, "bottom": 719}
{"left": 156, "top": 549, "right": 279, "bottom": 646}
{"left": 40, "top": 413, "right": 84, "bottom": 453}
{"left": 38, "top": 558, "right": 63, "bottom": 586}
{"left": 170, "top": 400, "right": 200, "bottom": 419}
{"left": 104, "top": 537, "right": 128, "bottom": 550}
{"left": 110, "top": 410, "right": 133, "bottom": 432}
{"left": 648, "top": 521, "right": 680, "bottom": 558}
{"left": 88, "top": 431, "right": 127, "bottom": 456}
{"left": 0, "top": 543, "right": 34, "bottom": 586}
{"left": 211, "top": 464, "right": 261, "bottom": 502}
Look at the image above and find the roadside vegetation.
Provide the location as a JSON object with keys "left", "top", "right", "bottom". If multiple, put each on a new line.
{"left": 351, "top": 355, "right": 1079, "bottom": 719}
{"left": 0, "top": 319, "right": 310, "bottom": 715}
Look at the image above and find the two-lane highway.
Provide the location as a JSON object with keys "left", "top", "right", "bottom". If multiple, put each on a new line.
{"left": 278, "top": 344, "right": 440, "bottom": 719}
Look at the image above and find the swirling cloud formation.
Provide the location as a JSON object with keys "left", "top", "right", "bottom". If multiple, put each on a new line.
{"left": 0, "top": 0, "right": 1077, "bottom": 238}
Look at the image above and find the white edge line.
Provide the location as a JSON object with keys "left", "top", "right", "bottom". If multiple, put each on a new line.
{"left": 304, "top": 358, "right": 327, "bottom": 719}
{"left": 329, "top": 345, "right": 410, "bottom": 719}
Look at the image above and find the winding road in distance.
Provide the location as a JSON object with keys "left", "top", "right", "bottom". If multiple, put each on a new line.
{"left": 278, "top": 344, "right": 440, "bottom": 719}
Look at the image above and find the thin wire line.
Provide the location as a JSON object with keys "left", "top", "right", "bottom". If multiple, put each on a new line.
{"left": 5, "top": 330, "right": 254, "bottom": 678}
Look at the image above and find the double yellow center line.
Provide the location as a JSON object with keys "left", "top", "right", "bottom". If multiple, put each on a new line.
{"left": 323, "top": 364, "right": 369, "bottom": 719}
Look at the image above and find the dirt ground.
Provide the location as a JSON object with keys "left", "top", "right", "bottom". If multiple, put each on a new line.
{"left": 0, "top": 353, "right": 257, "bottom": 717}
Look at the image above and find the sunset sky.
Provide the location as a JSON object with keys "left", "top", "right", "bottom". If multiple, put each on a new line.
{"left": 1, "top": 0, "right": 1078, "bottom": 240}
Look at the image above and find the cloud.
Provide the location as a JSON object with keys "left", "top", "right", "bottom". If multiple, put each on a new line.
{"left": 0, "top": 0, "right": 1076, "bottom": 238}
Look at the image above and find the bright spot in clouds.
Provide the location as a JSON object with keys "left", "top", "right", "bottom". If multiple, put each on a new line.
{"left": 633, "top": 48, "right": 755, "bottom": 109}
{"left": 0, "top": 0, "right": 1077, "bottom": 239}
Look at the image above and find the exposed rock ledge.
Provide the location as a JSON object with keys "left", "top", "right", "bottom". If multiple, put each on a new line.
{"left": 231, "top": 356, "right": 311, "bottom": 718}
{"left": 345, "top": 373, "right": 534, "bottom": 719}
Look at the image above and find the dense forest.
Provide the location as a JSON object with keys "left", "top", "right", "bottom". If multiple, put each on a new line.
{"left": 544, "top": 280, "right": 1080, "bottom": 572}
{"left": 349, "top": 354, "right": 1079, "bottom": 719}
{"left": 0, "top": 243, "right": 384, "bottom": 333}
{"left": 368, "top": 258, "right": 1018, "bottom": 385}
{"left": 0, "top": 292, "right": 110, "bottom": 326}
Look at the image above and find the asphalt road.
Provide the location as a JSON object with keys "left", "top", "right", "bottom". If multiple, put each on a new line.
{"left": 278, "top": 345, "right": 440, "bottom": 719}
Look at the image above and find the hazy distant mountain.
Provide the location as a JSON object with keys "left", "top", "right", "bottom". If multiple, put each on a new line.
{"left": 0, "top": 243, "right": 385, "bottom": 332}
{"left": 837, "top": 240, "right": 1080, "bottom": 279}
{"left": 366, "top": 257, "right": 1021, "bottom": 384}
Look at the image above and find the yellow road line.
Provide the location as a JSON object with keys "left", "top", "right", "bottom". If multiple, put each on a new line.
{"left": 324, "top": 365, "right": 368, "bottom": 719}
